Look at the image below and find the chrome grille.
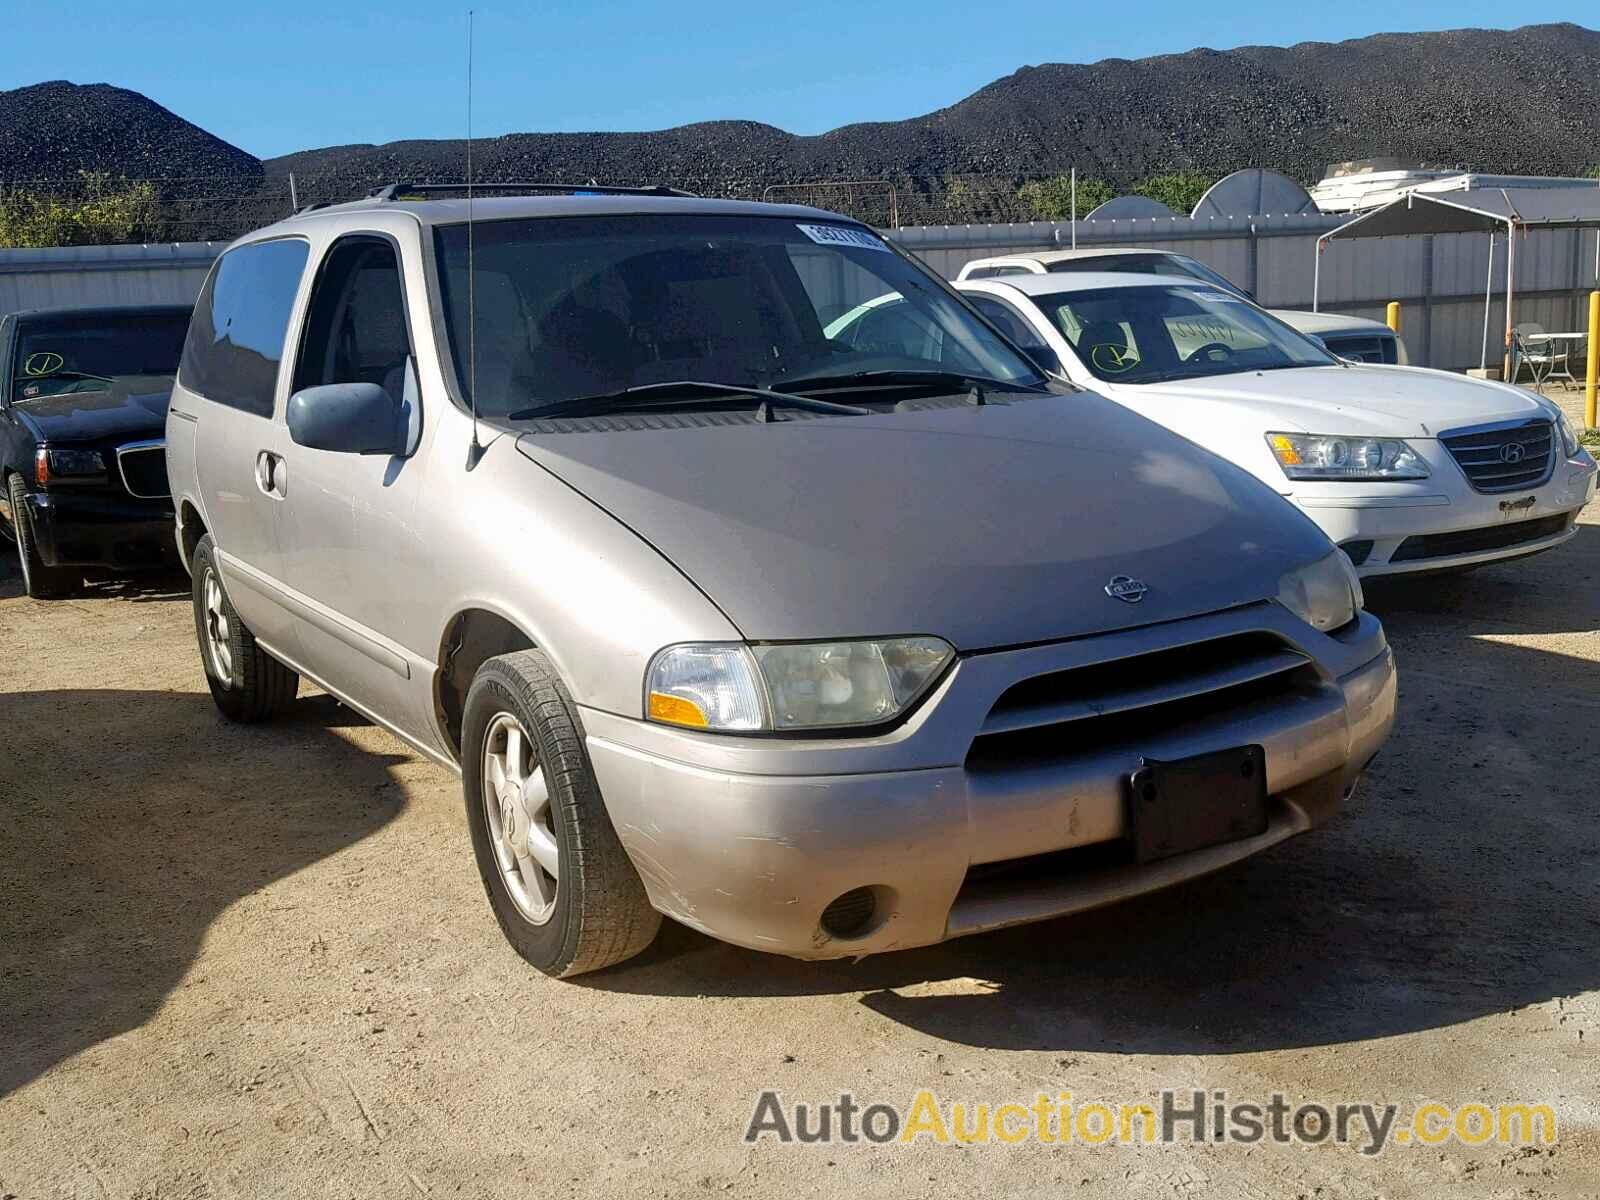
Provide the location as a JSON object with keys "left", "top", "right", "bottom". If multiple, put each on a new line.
{"left": 116, "top": 441, "right": 169, "bottom": 499}
{"left": 1440, "top": 418, "right": 1554, "bottom": 494}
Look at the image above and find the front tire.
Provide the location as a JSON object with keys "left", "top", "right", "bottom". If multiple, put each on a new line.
{"left": 6, "top": 474, "right": 75, "bottom": 599}
{"left": 462, "top": 650, "right": 661, "bottom": 977}
{"left": 191, "top": 533, "right": 298, "bottom": 721}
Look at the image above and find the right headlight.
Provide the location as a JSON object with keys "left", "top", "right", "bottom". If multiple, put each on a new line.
{"left": 1277, "top": 551, "right": 1363, "bottom": 633}
{"left": 646, "top": 637, "right": 955, "bottom": 733}
{"left": 1265, "top": 432, "right": 1429, "bottom": 481}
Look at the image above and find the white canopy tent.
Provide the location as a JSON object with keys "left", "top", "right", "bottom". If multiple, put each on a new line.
{"left": 1313, "top": 186, "right": 1600, "bottom": 374}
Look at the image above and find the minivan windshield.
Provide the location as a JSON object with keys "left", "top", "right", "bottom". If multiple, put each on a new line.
{"left": 12, "top": 313, "right": 190, "bottom": 403}
{"left": 434, "top": 214, "right": 1042, "bottom": 417}
{"left": 1024, "top": 284, "right": 1338, "bottom": 384}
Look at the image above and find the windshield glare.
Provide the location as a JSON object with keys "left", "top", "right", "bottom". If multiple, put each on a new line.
{"left": 12, "top": 314, "right": 189, "bottom": 402}
{"left": 433, "top": 214, "right": 1040, "bottom": 416}
{"left": 1026, "top": 284, "right": 1337, "bottom": 384}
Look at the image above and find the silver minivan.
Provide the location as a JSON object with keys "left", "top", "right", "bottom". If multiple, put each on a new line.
{"left": 166, "top": 187, "right": 1396, "bottom": 977}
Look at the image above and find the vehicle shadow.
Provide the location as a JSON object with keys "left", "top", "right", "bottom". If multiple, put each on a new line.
{"left": 590, "top": 519, "right": 1600, "bottom": 1054}
{"left": 0, "top": 688, "right": 405, "bottom": 1098}
{"left": 76, "top": 570, "right": 192, "bottom": 603}
{"left": 0, "top": 561, "right": 189, "bottom": 604}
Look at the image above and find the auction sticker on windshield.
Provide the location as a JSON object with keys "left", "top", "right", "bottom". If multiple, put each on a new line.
{"left": 796, "top": 224, "right": 892, "bottom": 253}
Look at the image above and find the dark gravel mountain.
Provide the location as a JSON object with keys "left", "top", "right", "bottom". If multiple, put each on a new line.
{"left": 5, "top": 23, "right": 1597, "bottom": 200}
{"left": 265, "top": 22, "right": 1600, "bottom": 192}
{"left": 0, "top": 81, "right": 262, "bottom": 182}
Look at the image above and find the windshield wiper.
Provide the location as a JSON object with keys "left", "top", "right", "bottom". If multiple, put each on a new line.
{"left": 508, "top": 380, "right": 871, "bottom": 422}
{"left": 773, "top": 369, "right": 1047, "bottom": 396}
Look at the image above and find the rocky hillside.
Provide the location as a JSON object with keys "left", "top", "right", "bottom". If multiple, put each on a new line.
{"left": 265, "top": 22, "right": 1600, "bottom": 192}
{"left": 0, "top": 81, "right": 262, "bottom": 182}
{"left": 4, "top": 23, "right": 1597, "bottom": 197}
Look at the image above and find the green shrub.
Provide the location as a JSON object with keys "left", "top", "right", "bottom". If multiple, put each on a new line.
{"left": 0, "top": 173, "right": 161, "bottom": 248}
{"left": 1132, "top": 170, "right": 1218, "bottom": 216}
{"left": 1017, "top": 175, "right": 1115, "bottom": 220}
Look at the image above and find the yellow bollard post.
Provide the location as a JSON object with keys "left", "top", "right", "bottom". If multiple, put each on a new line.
{"left": 1587, "top": 290, "right": 1598, "bottom": 431}
{"left": 1386, "top": 302, "right": 1401, "bottom": 335}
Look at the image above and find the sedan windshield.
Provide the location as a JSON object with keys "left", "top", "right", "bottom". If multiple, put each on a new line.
{"left": 433, "top": 214, "right": 1041, "bottom": 417}
{"left": 1047, "top": 252, "right": 1247, "bottom": 297}
{"left": 1024, "top": 284, "right": 1337, "bottom": 384}
{"left": 12, "top": 313, "right": 190, "bottom": 403}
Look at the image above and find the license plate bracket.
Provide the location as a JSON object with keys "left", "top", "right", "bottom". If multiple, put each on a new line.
{"left": 1127, "top": 745, "right": 1268, "bottom": 864}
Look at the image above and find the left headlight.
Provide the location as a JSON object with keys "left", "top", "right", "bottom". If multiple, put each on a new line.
{"left": 36, "top": 447, "right": 106, "bottom": 483}
{"left": 647, "top": 637, "right": 955, "bottom": 733}
{"left": 1277, "top": 551, "right": 1363, "bottom": 633}
{"left": 1266, "top": 432, "right": 1429, "bottom": 481}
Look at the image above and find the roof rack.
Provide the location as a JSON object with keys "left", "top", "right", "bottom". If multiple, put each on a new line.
{"left": 367, "top": 182, "right": 700, "bottom": 201}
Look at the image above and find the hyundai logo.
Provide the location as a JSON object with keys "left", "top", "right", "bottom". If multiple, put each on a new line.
{"left": 1105, "top": 575, "right": 1148, "bottom": 603}
{"left": 1499, "top": 442, "right": 1526, "bottom": 464}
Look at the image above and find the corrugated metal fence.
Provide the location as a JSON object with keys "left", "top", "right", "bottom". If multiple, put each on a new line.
{"left": 4, "top": 214, "right": 1598, "bottom": 371}
{"left": 0, "top": 242, "right": 224, "bottom": 314}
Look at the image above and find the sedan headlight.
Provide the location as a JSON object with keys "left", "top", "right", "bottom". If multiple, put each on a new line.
{"left": 36, "top": 447, "right": 106, "bottom": 483}
{"left": 1265, "top": 432, "right": 1428, "bottom": 481}
{"left": 647, "top": 637, "right": 955, "bottom": 732}
{"left": 1277, "top": 551, "right": 1363, "bottom": 633}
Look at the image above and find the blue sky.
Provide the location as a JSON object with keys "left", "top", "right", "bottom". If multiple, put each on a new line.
{"left": 1, "top": 3, "right": 1593, "bottom": 160}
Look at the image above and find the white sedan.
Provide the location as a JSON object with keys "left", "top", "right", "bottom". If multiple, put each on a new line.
{"left": 828, "top": 273, "right": 1596, "bottom": 576}
{"left": 954, "top": 248, "right": 1408, "bottom": 365}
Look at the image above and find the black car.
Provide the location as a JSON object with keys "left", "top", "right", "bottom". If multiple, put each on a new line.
{"left": 0, "top": 304, "right": 193, "bottom": 597}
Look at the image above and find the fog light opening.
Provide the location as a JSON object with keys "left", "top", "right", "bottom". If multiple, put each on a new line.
{"left": 820, "top": 886, "right": 888, "bottom": 940}
{"left": 1339, "top": 539, "right": 1374, "bottom": 567}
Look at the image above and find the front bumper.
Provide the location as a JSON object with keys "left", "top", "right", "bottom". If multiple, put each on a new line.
{"left": 584, "top": 603, "right": 1397, "bottom": 960}
{"left": 22, "top": 488, "right": 177, "bottom": 570}
{"left": 1294, "top": 454, "right": 1595, "bottom": 577}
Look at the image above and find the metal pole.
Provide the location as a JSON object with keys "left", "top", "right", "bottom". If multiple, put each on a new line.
{"left": 1312, "top": 235, "right": 1322, "bottom": 312}
{"left": 288, "top": 172, "right": 298, "bottom": 212}
{"left": 1480, "top": 231, "right": 1494, "bottom": 372}
{"left": 1070, "top": 167, "right": 1077, "bottom": 249}
{"left": 1586, "top": 289, "right": 1598, "bottom": 430}
{"left": 1503, "top": 220, "right": 1516, "bottom": 381}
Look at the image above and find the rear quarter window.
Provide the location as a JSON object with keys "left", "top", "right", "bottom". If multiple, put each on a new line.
{"left": 180, "top": 238, "right": 310, "bottom": 417}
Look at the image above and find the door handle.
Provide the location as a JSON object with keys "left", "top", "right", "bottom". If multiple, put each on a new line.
{"left": 255, "top": 451, "right": 287, "bottom": 499}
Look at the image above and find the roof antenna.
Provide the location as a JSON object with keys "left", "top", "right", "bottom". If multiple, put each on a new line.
{"left": 464, "top": 8, "right": 485, "bottom": 470}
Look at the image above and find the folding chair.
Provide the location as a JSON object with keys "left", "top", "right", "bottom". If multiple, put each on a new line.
{"left": 1511, "top": 323, "right": 1555, "bottom": 392}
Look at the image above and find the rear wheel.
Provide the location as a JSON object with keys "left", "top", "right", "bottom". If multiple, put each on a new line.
{"left": 190, "top": 533, "right": 298, "bottom": 721}
{"left": 462, "top": 649, "right": 660, "bottom": 977}
{"left": 6, "top": 474, "right": 75, "bottom": 599}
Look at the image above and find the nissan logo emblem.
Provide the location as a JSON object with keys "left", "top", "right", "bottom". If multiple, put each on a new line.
{"left": 1105, "top": 575, "right": 1148, "bottom": 603}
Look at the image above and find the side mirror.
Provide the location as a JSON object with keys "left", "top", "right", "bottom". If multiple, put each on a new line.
{"left": 286, "top": 382, "right": 407, "bottom": 455}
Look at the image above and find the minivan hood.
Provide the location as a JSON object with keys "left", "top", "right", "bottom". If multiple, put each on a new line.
{"left": 13, "top": 376, "right": 173, "bottom": 444}
{"left": 1108, "top": 364, "right": 1545, "bottom": 438}
{"left": 515, "top": 394, "right": 1332, "bottom": 650}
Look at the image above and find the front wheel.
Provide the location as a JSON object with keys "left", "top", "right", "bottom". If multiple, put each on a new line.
{"left": 190, "top": 533, "right": 298, "bottom": 722}
{"left": 462, "top": 650, "right": 660, "bottom": 977}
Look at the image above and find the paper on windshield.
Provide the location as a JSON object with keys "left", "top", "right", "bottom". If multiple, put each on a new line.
{"left": 796, "top": 224, "right": 892, "bottom": 253}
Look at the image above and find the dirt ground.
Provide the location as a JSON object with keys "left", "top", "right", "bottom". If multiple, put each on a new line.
{"left": 2, "top": 505, "right": 1599, "bottom": 1199}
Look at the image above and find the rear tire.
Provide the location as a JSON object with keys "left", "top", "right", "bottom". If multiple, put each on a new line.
{"left": 191, "top": 533, "right": 298, "bottom": 722}
{"left": 462, "top": 649, "right": 661, "bottom": 977}
{"left": 6, "top": 474, "right": 75, "bottom": 599}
